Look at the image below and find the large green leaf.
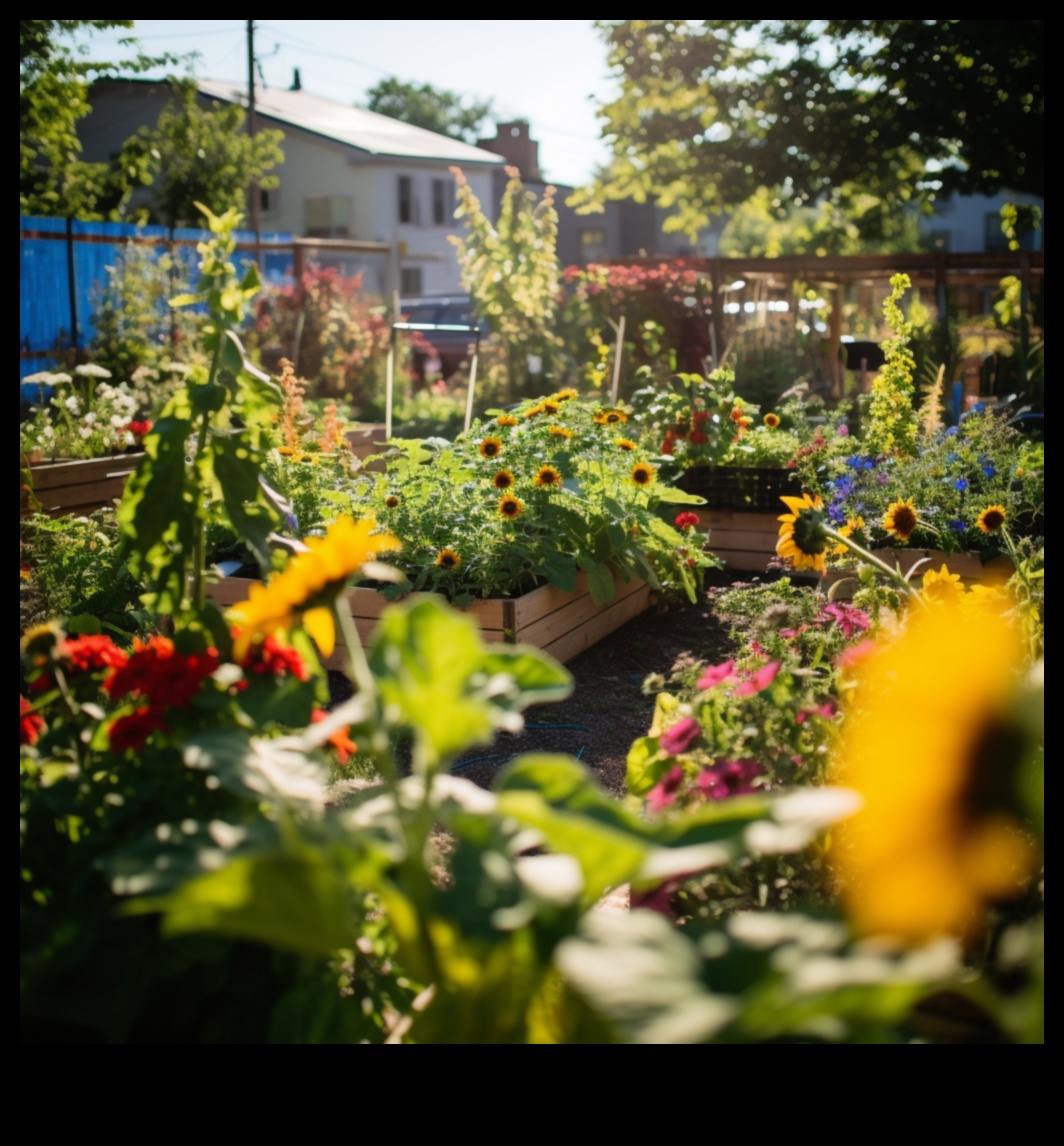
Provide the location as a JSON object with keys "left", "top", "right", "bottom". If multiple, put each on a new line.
{"left": 367, "top": 598, "right": 571, "bottom": 765}
{"left": 212, "top": 432, "right": 285, "bottom": 570}
{"left": 655, "top": 485, "right": 708, "bottom": 505}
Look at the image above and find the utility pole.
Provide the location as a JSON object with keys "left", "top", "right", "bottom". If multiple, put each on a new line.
{"left": 247, "top": 19, "right": 261, "bottom": 264}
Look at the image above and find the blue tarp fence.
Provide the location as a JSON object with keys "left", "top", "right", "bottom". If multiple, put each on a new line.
{"left": 20, "top": 216, "right": 294, "bottom": 379}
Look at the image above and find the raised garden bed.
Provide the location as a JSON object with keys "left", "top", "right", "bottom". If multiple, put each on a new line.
{"left": 823, "top": 547, "right": 1014, "bottom": 594}
{"left": 344, "top": 424, "right": 388, "bottom": 468}
{"left": 207, "top": 565, "right": 653, "bottom": 669}
{"left": 23, "top": 453, "right": 144, "bottom": 517}
{"left": 689, "top": 508, "right": 782, "bottom": 573}
{"left": 678, "top": 465, "right": 799, "bottom": 513}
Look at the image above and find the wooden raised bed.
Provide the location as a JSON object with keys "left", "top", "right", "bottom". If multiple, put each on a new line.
{"left": 23, "top": 453, "right": 144, "bottom": 517}
{"left": 823, "top": 547, "right": 1013, "bottom": 594}
{"left": 207, "top": 566, "right": 653, "bottom": 668}
{"left": 344, "top": 424, "right": 388, "bottom": 470}
{"left": 690, "top": 508, "right": 782, "bottom": 573}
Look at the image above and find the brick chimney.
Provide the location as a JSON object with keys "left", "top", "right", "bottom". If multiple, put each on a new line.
{"left": 477, "top": 121, "right": 542, "bottom": 182}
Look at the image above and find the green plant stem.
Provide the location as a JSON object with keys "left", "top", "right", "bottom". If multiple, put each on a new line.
{"left": 189, "top": 340, "right": 223, "bottom": 611}
{"left": 334, "top": 593, "right": 442, "bottom": 985}
{"left": 823, "top": 526, "right": 925, "bottom": 605}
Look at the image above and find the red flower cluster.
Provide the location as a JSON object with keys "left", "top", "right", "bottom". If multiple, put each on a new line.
{"left": 62, "top": 634, "right": 128, "bottom": 674}
{"left": 105, "top": 635, "right": 219, "bottom": 753}
{"left": 674, "top": 512, "right": 700, "bottom": 532}
{"left": 126, "top": 420, "right": 153, "bottom": 439}
{"left": 241, "top": 634, "right": 309, "bottom": 682}
{"left": 20, "top": 696, "right": 45, "bottom": 746}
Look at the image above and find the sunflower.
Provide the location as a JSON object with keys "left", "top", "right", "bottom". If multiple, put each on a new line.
{"left": 492, "top": 469, "right": 515, "bottom": 490}
{"left": 497, "top": 494, "right": 525, "bottom": 519}
{"left": 977, "top": 504, "right": 1007, "bottom": 534}
{"left": 630, "top": 462, "right": 656, "bottom": 486}
{"left": 384, "top": 494, "right": 401, "bottom": 509}
{"left": 435, "top": 548, "right": 461, "bottom": 570}
{"left": 535, "top": 464, "right": 562, "bottom": 488}
{"left": 776, "top": 492, "right": 829, "bottom": 573}
{"left": 496, "top": 414, "right": 519, "bottom": 427}
{"left": 832, "top": 601, "right": 1038, "bottom": 942}
{"left": 594, "top": 409, "right": 628, "bottom": 425}
{"left": 615, "top": 438, "right": 637, "bottom": 451}
{"left": 552, "top": 388, "right": 578, "bottom": 403}
{"left": 522, "top": 403, "right": 545, "bottom": 419}
{"left": 764, "top": 412, "right": 780, "bottom": 428}
{"left": 549, "top": 425, "right": 573, "bottom": 439}
{"left": 882, "top": 497, "right": 919, "bottom": 542}
{"left": 540, "top": 399, "right": 561, "bottom": 414}
{"left": 229, "top": 516, "right": 400, "bottom": 660}
{"left": 479, "top": 436, "right": 503, "bottom": 459}
{"left": 922, "top": 564, "right": 964, "bottom": 604}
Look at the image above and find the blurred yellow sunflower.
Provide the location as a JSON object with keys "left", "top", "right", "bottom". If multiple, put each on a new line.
{"left": 630, "top": 462, "right": 656, "bottom": 486}
{"left": 977, "top": 504, "right": 1007, "bottom": 534}
{"left": 435, "top": 548, "right": 461, "bottom": 570}
{"left": 497, "top": 494, "right": 524, "bottom": 520}
{"left": 552, "top": 388, "right": 578, "bottom": 402}
{"left": 496, "top": 414, "right": 519, "bottom": 428}
{"left": 594, "top": 409, "right": 628, "bottom": 425}
{"left": 492, "top": 469, "right": 515, "bottom": 490}
{"left": 479, "top": 436, "right": 503, "bottom": 459}
{"left": 549, "top": 425, "right": 573, "bottom": 439}
{"left": 832, "top": 601, "right": 1039, "bottom": 943}
{"left": 883, "top": 497, "right": 918, "bottom": 542}
{"left": 777, "top": 492, "right": 828, "bottom": 573}
{"left": 535, "top": 465, "right": 562, "bottom": 488}
{"left": 229, "top": 516, "right": 400, "bottom": 660}
{"left": 615, "top": 438, "right": 637, "bottom": 451}
{"left": 764, "top": 412, "right": 780, "bottom": 428}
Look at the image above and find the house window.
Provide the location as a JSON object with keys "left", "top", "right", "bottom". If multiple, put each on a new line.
{"left": 400, "top": 267, "right": 423, "bottom": 295}
{"left": 398, "top": 175, "right": 418, "bottom": 224}
{"left": 260, "top": 187, "right": 278, "bottom": 213}
{"left": 305, "top": 195, "right": 352, "bottom": 238}
{"left": 432, "top": 178, "right": 449, "bottom": 225}
{"left": 579, "top": 228, "right": 607, "bottom": 247}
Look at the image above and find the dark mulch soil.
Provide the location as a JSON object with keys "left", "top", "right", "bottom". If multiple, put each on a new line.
{"left": 329, "top": 568, "right": 753, "bottom": 798}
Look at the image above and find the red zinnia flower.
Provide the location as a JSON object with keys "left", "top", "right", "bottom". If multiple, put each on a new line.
{"left": 61, "top": 634, "right": 128, "bottom": 674}
{"left": 674, "top": 511, "right": 700, "bottom": 531}
{"left": 109, "top": 705, "right": 168, "bottom": 755}
{"left": 20, "top": 696, "right": 45, "bottom": 746}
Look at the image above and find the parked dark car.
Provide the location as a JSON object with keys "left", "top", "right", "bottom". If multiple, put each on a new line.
{"left": 398, "top": 295, "right": 487, "bottom": 384}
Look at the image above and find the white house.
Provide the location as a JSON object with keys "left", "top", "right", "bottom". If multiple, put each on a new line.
{"left": 80, "top": 77, "right": 506, "bottom": 295}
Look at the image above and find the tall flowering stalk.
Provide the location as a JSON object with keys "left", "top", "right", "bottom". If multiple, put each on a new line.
{"left": 865, "top": 273, "right": 919, "bottom": 457}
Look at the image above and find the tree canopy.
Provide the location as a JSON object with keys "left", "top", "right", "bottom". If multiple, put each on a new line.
{"left": 363, "top": 77, "right": 494, "bottom": 143}
{"left": 574, "top": 20, "right": 1044, "bottom": 240}
{"left": 20, "top": 20, "right": 168, "bottom": 219}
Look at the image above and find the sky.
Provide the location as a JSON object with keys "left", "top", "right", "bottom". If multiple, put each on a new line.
{"left": 70, "top": 20, "right": 618, "bottom": 188}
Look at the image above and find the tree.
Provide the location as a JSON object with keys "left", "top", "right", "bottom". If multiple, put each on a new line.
{"left": 20, "top": 20, "right": 169, "bottom": 219}
{"left": 131, "top": 80, "right": 285, "bottom": 228}
{"left": 364, "top": 77, "right": 494, "bottom": 142}
{"left": 575, "top": 21, "right": 1044, "bottom": 239}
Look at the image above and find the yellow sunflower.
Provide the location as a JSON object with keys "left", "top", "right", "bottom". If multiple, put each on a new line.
{"left": 384, "top": 494, "right": 401, "bottom": 509}
{"left": 496, "top": 414, "right": 519, "bottom": 428}
{"left": 497, "top": 494, "right": 525, "bottom": 520}
{"left": 832, "top": 601, "right": 1039, "bottom": 942}
{"left": 435, "top": 548, "right": 461, "bottom": 570}
{"left": 492, "top": 469, "right": 515, "bottom": 490}
{"left": 552, "top": 388, "right": 578, "bottom": 403}
{"left": 594, "top": 409, "right": 628, "bottom": 425}
{"left": 764, "top": 412, "right": 780, "bottom": 428}
{"left": 479, "top": 436, "right": 503, "bottom": 459}
{"left": 831, "top": 515, "right": 865, "bottom": 557}
{"left": 549, "top": 425, "right": 573, "bottom": 440}
{"left": 522, "top": 403, "right": 545, "bottom": 419}
{"left": 229, "top": 516, "right": 400, "bottom": 661}
{"left": 882, "top": 497, "right": 918, "bottom": 542}
{"left": 535, "top": 464, "right": 562, "bottom": 488}
{"left": 615, "top": 438, "right": 637, "bottom": 451}
{"left": 541, "top": 399, "right": 561, "bottom": 414}
{"left": 977, "top": 504, "right": 1007, "bottom": 534}
{"left": 777, "top": 492, "right": 829, "bottom": 573}
{"left": 630, "top": 462, "right": 656, "bottom": 487}
{"left": 921, "top": 564, "right": 964, "bottom": 604}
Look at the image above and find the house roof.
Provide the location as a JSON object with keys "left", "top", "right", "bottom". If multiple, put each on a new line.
{"left": 195, "top": 79, "right": 505, "bottom": 166}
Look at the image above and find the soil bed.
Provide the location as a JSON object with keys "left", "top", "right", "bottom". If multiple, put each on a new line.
{"left": 329, "top": 567, "right": 757, "bottom": 797}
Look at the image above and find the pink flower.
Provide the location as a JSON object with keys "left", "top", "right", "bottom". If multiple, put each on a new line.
{"left": 697, "top": 659, "right": 736, "bottom": 689}
{"left": 733, "top": 661, "right": 781, "bottom": 697}
{"left": 647, "top": 765, "right": 685, "bottom": 812}
{"left": 795, "top": 700, "right": 838, "bottom": 724}
{"left": 659, "top": 716, "right": 701, "bottom": 756}
{"left": 838, "top": 423, "right": 849, "bottom": 437}
{"left": 695, "top": 759, "right": 763, "bottom": 800}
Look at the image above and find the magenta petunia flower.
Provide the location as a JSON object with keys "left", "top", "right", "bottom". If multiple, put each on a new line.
{"left": 733, "top": 661, "right": 781, "bottom": 697}
{"left": 696, "top": 758, "right": 763, "bottom": 801}
{"left": 697, "top": 659, "right": 736, "bottom": 689}
{"left": 647, "top": 765, "right": 685, "bottom": 812}
{"left": 659, "top": 716, "right": 702, "bottom": 756}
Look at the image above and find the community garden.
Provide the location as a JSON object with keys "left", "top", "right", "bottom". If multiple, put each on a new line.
{"left": 19, "top": 181, "right": 1044, "bottom": 1044}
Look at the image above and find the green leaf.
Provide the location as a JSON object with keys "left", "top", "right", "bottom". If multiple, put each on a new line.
{"left": 212, "top": 433, "right": 284, "bottom": 570}
{"left": 148, "top": 851, "right": 354, "bottom": 957}
{"left": 554, "top": 909, "right": 739, "bottom": 1043}
{"left": 368, "top": 597, "right": 570, "bottom": 766}
{"left": 66, "top": 613, "right": 102, "bottom": 636}
{"left": 655, "top": 486, "right": 707, "bottom": 505}
{"left": 539, "top": 550, "right": 578, "bottom": 593}
{"left": 576, "top": 556, "right": 616, "bottom": 606}
{"left": 625, "top": 735, "right": 669, "bottom": 796}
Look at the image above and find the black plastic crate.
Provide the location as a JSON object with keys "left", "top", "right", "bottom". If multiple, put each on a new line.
{"left": 678, "top": 465, "right": 800, "bottom": 512}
